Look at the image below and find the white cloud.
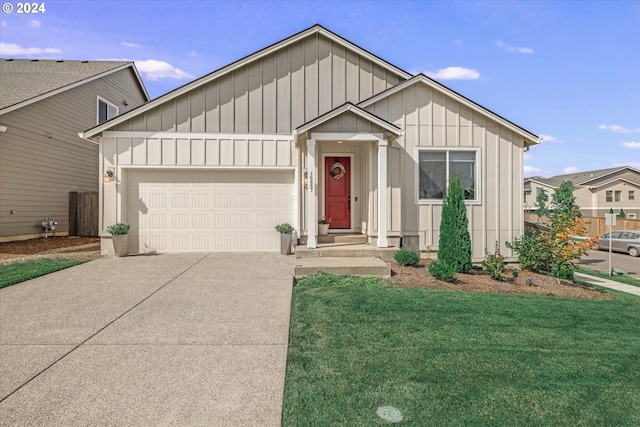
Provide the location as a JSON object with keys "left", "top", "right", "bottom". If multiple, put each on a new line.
{"left": 563, "top": 166, "right": 580, "bottom": 174}
{"left": 426, "top": 66, "right": 480, "bottom": 80}
{"left": 122, "top": 42, "right": 143, "bottom": 48}
{"left": 0, "top": 42, "right": 62, "bottom": 56}
{"left": 452, "top": 40, "right": 463, "bottom": 45}
{"left": 495, "top": 40, "right": 535, "bottom": 54}
{"left": 134, "top": 59, "right": 193, "bottom": 81}
{"left": 1, "top": 21, "right": 7, "bottom": 27}
{"left": 524, "top": 165, "right": 542, "bottom": 175}
{"left": 29, "top": 20, "right": 41, "bottom": 28}
{"left": 523, "top": 153, "right": 533, "bottom": 161}
{"left": 598, "top": 124, "right": 640, "bottom": 134}
{"left": 539, "top": 134, "right": 559, "bottom": 143}
{"left": 622, "top": 141, "right": 640, "bottom": 149}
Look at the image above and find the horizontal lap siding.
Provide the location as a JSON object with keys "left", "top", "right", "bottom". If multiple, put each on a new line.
{"left": 0, "top": 68, "right": 146, "bottom": 237}
{"left": 365, "top": 83, "right": 525, "bottom": 259}
{"left": 114, "top": 34, "right": 405, "bottom": 134}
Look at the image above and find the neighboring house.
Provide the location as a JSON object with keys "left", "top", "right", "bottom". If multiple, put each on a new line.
{"left": 0, "top": 59, "right": 149, "bottom": 241}
{"left": 524, "top": 167, "right": 640, "bottom": 219}
{"left": 82, "top": 24, "right": 540, "bottom": 259}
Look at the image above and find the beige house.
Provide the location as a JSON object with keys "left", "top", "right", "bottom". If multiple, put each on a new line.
{"left": 82, "top": 25, "right": 540, "bottom": 259}
{"left": 0, "top": 59, "right": 148, "bottom": 241}
{"left": 524, "top": 167, "right": 640, "bottom": 219}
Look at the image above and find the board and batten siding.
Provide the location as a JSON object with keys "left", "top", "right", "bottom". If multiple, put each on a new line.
{"left": 362, "top": 82, "right": 526, "bottom": 260}
{"left": 100, "top": 135, "right": 296, "bottom": 231}
{"left": 0, "top": 68, "right": 147, "bottom": 238}
{"left": 113, "top": 33, "right": 403, "bottom": 135}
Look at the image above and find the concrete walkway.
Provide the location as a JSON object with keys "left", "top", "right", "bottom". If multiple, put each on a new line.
{"left": 0, "top": 253, "right": 293, "bottom": 426}
{"left": 575, "top": 271, "right": 640, "bottom": 296}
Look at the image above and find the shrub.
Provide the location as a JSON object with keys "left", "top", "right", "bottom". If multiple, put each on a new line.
{"left": 482, "top": 242, "right": 507, "bottom": 281}
{"left": 393, "top": 248, "right": 420, "bottom": 266}
{"left": 106, "top": 223, "right": 130, "bottom": 235}
{"left": 437, "top": 173, "right": 472, "bottom": 273}
{"left": 619, "top": 208, "right": 626, "bottom": 218}
{"left": 428, "top": 260, "right": 456, "bottom": 282}
{"left": 275, "top": 223, "right": 294, "bottom": 234}
{"left": 506, "top": 232, "right": 548, "bottom": 273}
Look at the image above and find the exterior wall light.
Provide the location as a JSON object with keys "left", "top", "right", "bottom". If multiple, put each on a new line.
{"left": 103, "top": 167, "right": 115, "bottom": 183}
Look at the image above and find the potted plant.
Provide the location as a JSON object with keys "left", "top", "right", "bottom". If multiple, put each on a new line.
{"left": 106, "top": 223, "right": 130, "bottom": 257}
{"left": 318, "top": 217, "right": 331, "bottom": 235}
{"left": 274, "top": 223, "right": 294, "bottom": 255}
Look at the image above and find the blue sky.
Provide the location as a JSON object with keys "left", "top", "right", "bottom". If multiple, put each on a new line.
{"left": 2, "top": 0, "right": 638, "bottom": 177}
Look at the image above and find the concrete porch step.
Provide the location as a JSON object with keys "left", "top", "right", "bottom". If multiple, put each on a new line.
{"left": 295, "top": 243, "right": 397, "bottom": 260}
{"left": 299, "top": 234, "right": 368, "bottom": 245}
{"left": 294, "top": 256, "right": 391, "bottom": 278}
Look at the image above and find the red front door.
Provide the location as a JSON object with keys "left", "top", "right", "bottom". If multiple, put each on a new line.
{"left": 325, "top": 157, "right": 350, "bottom": 229}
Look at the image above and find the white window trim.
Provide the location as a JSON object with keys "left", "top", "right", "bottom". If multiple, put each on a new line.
{"left": 414, "top": 147, "right": 481, "bottom": 205}
{"left": 97, "top": 96, "right": 119, "bottom": 124}
{"left": 628, "top": 213, "right": 637, "bottom": 219}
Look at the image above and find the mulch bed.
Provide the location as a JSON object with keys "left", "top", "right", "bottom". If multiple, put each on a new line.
{"left": 0, "top": 237, "right": 101, "bottom": 265}
{"left": 387, "top": 260, "right": 614, "bottom": 300}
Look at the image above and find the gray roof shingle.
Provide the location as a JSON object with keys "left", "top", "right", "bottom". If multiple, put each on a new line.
{"left": 0, "top": 59, "right": 132, "bottom": 110}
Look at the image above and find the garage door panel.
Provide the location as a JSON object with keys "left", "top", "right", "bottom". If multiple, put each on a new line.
{"left": 127, "top": 170, "right": 293, "bottom": 253}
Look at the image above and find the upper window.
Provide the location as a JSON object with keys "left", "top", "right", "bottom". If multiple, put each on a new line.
{"left": 97, "top": 97, "right": 119, "bottom": 124}
{"left": 606, "top": 191, "right": 613, "bottom": 202}
{"left": 615, "top": 190, "right": 622, "bottom": 202}
{"left": 629, "top": 190, "right": 635, "bottom": 201}
{"left": 418, "top": 149, "right": 477, "bottom": 201}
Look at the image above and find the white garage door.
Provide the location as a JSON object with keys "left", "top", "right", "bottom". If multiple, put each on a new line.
{"left": 126, "top": 170, "right": 293, "bottom": 252}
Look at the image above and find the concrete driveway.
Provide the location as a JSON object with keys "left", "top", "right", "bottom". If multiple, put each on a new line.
{"left": 0, "top": 253, "right": 293, "bottom": 426}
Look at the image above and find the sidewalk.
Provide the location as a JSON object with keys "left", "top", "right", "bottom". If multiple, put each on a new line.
{"left": 574, "top": 272, "right": 640, "bottom": 297}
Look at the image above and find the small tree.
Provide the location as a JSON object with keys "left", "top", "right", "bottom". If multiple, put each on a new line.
{"left": 609, "top": 207, "right": 615, "bottom": 215}
{"left": 550, "top": 181, "right": 580, "bottom": 222}
{"left": 619, "top": 208, "right": 626, "bottom": 218}
{"left": 535, "top": 187, "right": 550, "bottom": 220}
{"left": 435, "top": 173, "right": 472, "bottom": 273}
{"left": 509, "top": 180, "right": 595, "bottom": 280}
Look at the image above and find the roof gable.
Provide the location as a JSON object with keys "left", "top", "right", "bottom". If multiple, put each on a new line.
{"left": 359, "top": 74, "right": 540, "bottom": 146}
{"left": 0, "top": 59, "right": 149, "bottom": 113}
{"left": 82, "top": 24, "right": 412, "bottom": 139}
{"left": 294, "top": 102, "right": 402, "bottom": 138}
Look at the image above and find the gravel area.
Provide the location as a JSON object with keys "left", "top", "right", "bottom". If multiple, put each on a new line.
{"left": 0, "top": 237, "right": 101, "bottom": 265}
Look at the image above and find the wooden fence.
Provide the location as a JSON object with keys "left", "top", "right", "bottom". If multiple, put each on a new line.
{"left": 69, "top": 191, "right": 98, "bottom": 237}
{"left": 524, "top": 213, "right": 640, "bottom": 237}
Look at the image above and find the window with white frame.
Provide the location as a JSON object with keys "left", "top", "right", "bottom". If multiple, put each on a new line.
{"left": 615, "top": 190, "right": 622, "bottom": 202}
{"left": 629, "top": 190, "right": 635, "bottom": 201}
{"left": 628, "top": 213, "right": 637, "bottom": 219}
{"left": 97, "top": 97, "right": 119, "bottom": 124}
{"left": 606, "top": 191, "right": 613, "bottom": 202}
{"left": 418, "top": 149, "right": 477, "bottom": 201}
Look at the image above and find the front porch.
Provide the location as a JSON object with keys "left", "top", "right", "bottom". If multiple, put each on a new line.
{"left": 293, "top": 233, "right": 396, "bottom": 278}
{"left": 293, "top": 103, "right": 404, "bottom": 251}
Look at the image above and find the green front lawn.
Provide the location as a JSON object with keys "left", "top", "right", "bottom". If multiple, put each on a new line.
{"left": 0, "top": 258, "right": 88, "bottom": 289}
{"left": 283, "top": 273, "right": 640, "bottom": 426}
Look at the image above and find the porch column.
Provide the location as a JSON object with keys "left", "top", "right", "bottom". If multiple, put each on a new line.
{"left": 377, "top": 138, "right": 389, "bottom": 247}
{"left": 306, "top": 139, "right": 318, "bottom": 248}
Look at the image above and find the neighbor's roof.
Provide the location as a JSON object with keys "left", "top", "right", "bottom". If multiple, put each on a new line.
{"left": 0, "top": 59, "right": 149, "bottom": 112}
{"left": 525, "top": 166, "right": 640, "bottom": 187}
